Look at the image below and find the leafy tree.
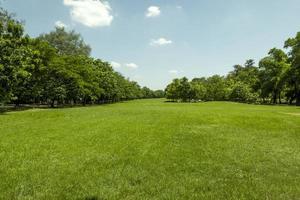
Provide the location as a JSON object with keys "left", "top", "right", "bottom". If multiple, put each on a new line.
{"left": 39, "top": 27, "right": 91, "bottom": 56}
{"left": 3, "top": 6, "right": 300, "bottom": 107}
{"left": 190, "top": 78, "right": 207, "bottom": 101}
{"left": 205, "top": 75, "right": 226, "bottom": 101}
{"left": 258, "top": 48, "right": 290, "bottom": 103}
{"left": 0, "top": 7, "right": 163, "bottom": 107}
{"left": 178, "top": 77, "right": 192, "bottom": 102}
{"left": 227, "top": 61, "right": 259, "bottom": 91}
{"left": 229, "top": 82, "right": 258, "bottom": 103}
{"left": 153, "top": 90, "right": 165, "bottom": 98}
{"left": 0, "top": 8, "right": 29, "bottom": 103}
{"left": 245, "top": 59, "right": 255, "bottom": 68}
{"left": 284, "top": 32, "right": 300, "bottom": 106}
{"left": 142, "top": 87, "right": 155, "bottom": 98}
{"left": 165, "top": 79, "right": 181, "bottom": 101}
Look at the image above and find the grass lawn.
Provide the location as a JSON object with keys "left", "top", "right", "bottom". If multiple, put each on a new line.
{"left": 0, "top": 99, "right": 299, "bottom": 199}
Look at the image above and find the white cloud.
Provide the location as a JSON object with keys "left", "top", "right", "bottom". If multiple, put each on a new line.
{"left": 176, "top": 5, "right": 183, "bottom": 10}
{"left": 110, "top": 61, "right": 121, "bottom": 69}
{"left": 55, "top": 20, "right": 67, "bottom": 28}
{"left": 125, "top": 63, "right": 139, "bottom": 69}
{"left": 146, "top": 6, "right": 161, "bottom": 18}
{"left": 169, "top": 70, "right": 179, "bottom": 74}
{"left": 63, "top": 0, "right": 113, "bottom": 28}
{"left": 150, "top": 37, "right": 173, "bottom": 46}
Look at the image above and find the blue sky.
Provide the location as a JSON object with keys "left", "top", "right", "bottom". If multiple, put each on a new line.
{"left": 2, "top": 0, "right": 300, "bottom": 89}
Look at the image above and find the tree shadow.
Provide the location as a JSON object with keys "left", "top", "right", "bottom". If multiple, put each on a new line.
{"left": 0, "top": 102, "right": 118, "bottom": 115}
{"left": 163, "top": 100, "right": 202, "bottom": 103}
{"left": 81, "top": 196, "right": 104, "bottom": 200}
{"left": 164, "top": 100, "right": 176, "bottom": 103}
{"left": 0, "top": 106, "right": 32, "bottom": 115}
{"left": 163, "top": 100, "right": 300, "bottom": 107}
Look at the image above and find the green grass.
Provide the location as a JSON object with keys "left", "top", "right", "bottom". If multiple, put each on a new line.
{"left": 0, "top": 99, "right": 299, "bottom": 200}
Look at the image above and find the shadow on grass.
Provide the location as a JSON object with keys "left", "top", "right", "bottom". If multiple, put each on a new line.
{"left": 164, "top": 100, "right": 203, "bottom": 103}
{"left": 164, "top": 100, "right": 300, "bottom": 107}
{"left": 82, "top": 196, "right": 104, "bottom": 200}
{"left": 164, "top": 100, "right": 176, "bottom": 103}
{"left": 0, "top": 101, "right": 126, "bottom": 115}
{"left": 0, "top": 106, "right": 32, "bottom": 115}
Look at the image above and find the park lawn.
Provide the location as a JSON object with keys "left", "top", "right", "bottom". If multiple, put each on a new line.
{"left": 0, "top": 99, "right": 299, "bottom": 200}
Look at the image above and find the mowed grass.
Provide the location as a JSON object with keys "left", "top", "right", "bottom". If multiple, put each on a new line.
{"left": 0, "top": 99, "right": 299, "bottom": 200}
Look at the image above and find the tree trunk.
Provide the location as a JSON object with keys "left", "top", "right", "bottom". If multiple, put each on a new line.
{"left": 51, "top": 100, "right": 55, "bottom": 108}
{"left": 296, "top": 91, "right": 300, "bottom": 106}
{"left": 15, "top": 100, "right": 20, "bottom": 108}
{"left": 272, "top": 92, "right": 277, "bottom": 104}
{"left": 295, "top": 82, "right": 300, "bottom": 106}
{"left": 279, "top": 93, "right": 282, "bottom": 104}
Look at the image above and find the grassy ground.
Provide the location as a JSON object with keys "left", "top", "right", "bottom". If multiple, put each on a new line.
{"left": 0, "top": 99, "right": 299, "bottom": 200}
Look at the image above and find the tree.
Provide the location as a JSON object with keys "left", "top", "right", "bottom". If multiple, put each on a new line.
{"left": 284, "top": 32, "right": 300, "bottom": 106}
{"left": 0, "top": 7, "right": 160, "bottom": 108}
{"left": 190, "top": 78, "right": 207, "bottom": 101}
{"left": 39, "top": 27, "right": 91, "bottom": 56}
{"left": 259, "top": 48, "right": 290, "bottom": 104}
{"left": 227, "top": 60, "right": 259, "bottom": 91}
{"left": 229, "top": 82, "right": 258, "bottom": 103}
{"left": 0, "top": 8, "right": 29, "bottom": 104}
{"left": 165, "top": 79, "right": 181, "bottom": 101}
{"left": 153, "top": 90, "right": 165, "bottom": 98}
{"left": 205, "top": 75, "right": 226, "bottom": 101}
{"left": 178, "top": 77, "right": 192, "bottom": 102}
{"left": 245, "top": 59, "right": 255, "bottom": 68}
{"left": 142, "top": 87, "right": 155, "bottom": 98}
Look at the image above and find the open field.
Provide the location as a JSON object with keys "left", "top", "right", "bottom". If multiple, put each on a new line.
{"left": 0, "top": 99, "right": 299, "bottom": 199}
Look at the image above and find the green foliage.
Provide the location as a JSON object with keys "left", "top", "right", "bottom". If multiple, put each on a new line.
{"left": 165, "top": 76, "right": 228, "bottom": 102}
{"left": 190, "top": 79, "right": 207, "bottom": 101}
{"left": 178, "top": 77, "right": 192, "bottom": 102}
{"left": 141, "top": 87, "right": 164, "bottom": 98}
{"left": 258, "top": 48, "right": 290, "bottom": 103}
{"left": 205, "top": 75, "right": 227, "bottom": 101}
{"left": 227, "top": 61, "right": 259, "bottom": 91}
{"left": 165, "top": 78, "right": 181, "bottom": 101}
{"left": 165, "top": 39, "right": 299, "bottom": 105}
{"left": 1, "top": 6, "right": 300, "bottom": 106}
{"left": 0, "top": 8, "right": 27, "bottom": 103}
{"left": 0, "top": 8, "right": 159, "bottom": 106}
{"left": 284, "top": 32, "right": 300, "bottom": 105}
{"left": 38, "top": 27, "right": 91, "bottom": 56}
{"left": 229, "top": 82, "right": 258, "bottom": 103}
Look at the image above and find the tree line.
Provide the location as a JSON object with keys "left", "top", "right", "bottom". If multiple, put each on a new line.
{"left": 165, "top": 34, "right": 300, "bottom": 106}
{"left": 0, "top": 8, "right": 164, "bottom": 107}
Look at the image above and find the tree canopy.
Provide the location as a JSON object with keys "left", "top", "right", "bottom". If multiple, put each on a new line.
{"left": 38, "top": 27, "right": 91, "bottom": 56}
{"left": 1, "top": 7, "right": 300, "bottom": 106}
{"left": 0, "top": 8, "right": 163, "bottom": 107}
{"left": 165, "top": 34, "right": 300, "bottom": 106}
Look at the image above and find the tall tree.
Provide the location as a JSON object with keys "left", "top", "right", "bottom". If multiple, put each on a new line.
{"left": 178, "top": 77, "right": 192, "bottom": 102}
{"left": 165, "top": 79, "right": 181, "bottom": 101}
{"left": 227, "top": 61, "right": 259, "bottom": 91}
{"left": 0, "top": 8, "right": 29, "bottom": 104}
{"left": 205, "top": 75, "right": 226, "bottom": 101}
{"left": 190, "top": 78, "right": 207, "bottom": 101}
{"left": 39, "top": 27, "right": 91, "bottom": 56}
{"left": 259, "top": 48, "right": 290, "bottom": 104}
{"left": 284, "top": 32, "right": 300, "bottom": 106}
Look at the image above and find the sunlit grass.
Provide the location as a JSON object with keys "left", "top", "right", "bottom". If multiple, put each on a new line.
{"left": 0, "top": 99, "right": 299, "bottom": 199}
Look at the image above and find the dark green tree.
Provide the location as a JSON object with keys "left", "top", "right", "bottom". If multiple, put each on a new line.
{"left": 0, "top": 8, "right": 29, "bottom": 104}
{"left": 39, "top": 27, "right": 91, "bottom": 56}
{"left": 259, "top": 48, "right": 290, "bottom": 104}
{"left": 284, "top": 32, "right": 300, "bottom": 106}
